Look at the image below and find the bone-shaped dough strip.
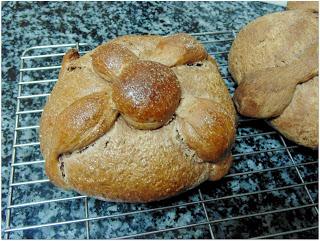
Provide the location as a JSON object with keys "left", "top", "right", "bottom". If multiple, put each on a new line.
{"left": 234, "top": 44, "right": 318, "bottom": 118}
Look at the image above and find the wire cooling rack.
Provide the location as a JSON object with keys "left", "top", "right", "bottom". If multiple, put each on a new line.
{"left": 4, "top": 31, "right": 319, "bottom": 239}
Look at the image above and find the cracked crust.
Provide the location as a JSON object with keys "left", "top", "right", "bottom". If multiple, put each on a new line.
{"left": 40, "top": 33, "right": 236, "bottom": 202}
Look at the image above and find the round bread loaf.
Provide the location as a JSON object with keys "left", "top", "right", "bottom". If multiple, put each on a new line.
{"left": 40, "top": 33, "right": 236, "bottom": 202}
{"left": 228, "top": 10, "right": 318, "bottom": 149}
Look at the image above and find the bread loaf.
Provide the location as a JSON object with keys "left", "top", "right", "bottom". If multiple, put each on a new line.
{"left": 228, "top": 10, "right": 318, "bottom": 149}
{"left": 287, "top": 1, "right": 319, "bottom": 13}
{"left": 40, "top": 33, "right": 236, "bottom": 202}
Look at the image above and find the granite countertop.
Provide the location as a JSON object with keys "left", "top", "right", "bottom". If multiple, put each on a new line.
{"left": 2, "top": 1, "right": 318, "bottom": 239}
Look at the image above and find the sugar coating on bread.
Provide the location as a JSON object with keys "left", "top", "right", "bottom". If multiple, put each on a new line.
{"left": 176, "top": 97, "right": 235, "bottom": 161}
{"left": 91, "top": 42, "right": 138, "bottom": 81}
{"left": 40, "top": 33, "right": 236, "bottom": 202}
{"left": 113, "top": 61, "right": 181, "bottom": 129}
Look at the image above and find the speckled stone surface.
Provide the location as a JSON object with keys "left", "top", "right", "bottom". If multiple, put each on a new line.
{"left": 1, "top": 1, "right": 318, "bottom": 239}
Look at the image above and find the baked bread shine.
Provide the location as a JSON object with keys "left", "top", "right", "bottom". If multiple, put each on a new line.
{"left": 228, "top": 10, "right": 318, "bottom": 149}
{"left": 40, "top": 33, "right": 236, "bottom": 202}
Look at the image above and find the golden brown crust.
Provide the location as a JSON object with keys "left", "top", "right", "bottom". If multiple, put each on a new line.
{"left": 233, "top": 44, "right": 318, "bottom": 118}
{"left": 209, "top": 154, "right": 233, "bottom": 181}
{"left": 287, "top": 1, "right": 319, "bottom": 12}
{"left": 270, "top": 76, "right": 319, "bottom": 149}
{"left": 58, "top": 48, "right": 80, "bottom": 80}
{"left": 60, "top": 118, "right": 211, "bottom": 202}
{"left": 173, "top": 56, "right": 236, "bottom": 115}
{"left": 91, "top": 33, "right": 208, "bottom": 130}
{"left": 229, "top": 10, "right": 318, "bottom": 84}
{"left": 40, "top": 33, "right": 236, "bottom": 202}
{"left": 228, "top": 10, "right": 318, "bottom": 148}
{"left": 146, "top": 33, "right": 208, "bottom": 66}
{"left": 110, "top": 34, "right": 162, "bottom": 57}
{"left": 176, "top": 97, "right": 236, "bottom": 162}
{"left": 53, "top": 92, "right": 118, "bottom": 154}
{"left": 112, "top": 61, "right": 181, "bottom": 129}
{"left": 91, "top": 42, "right": 138, "bottom": 81}
{"left": 40, "top": 49, "right": 116, "bottom": 188}
{"left": 173, "top": 57, "right": 236, "bottom": 162}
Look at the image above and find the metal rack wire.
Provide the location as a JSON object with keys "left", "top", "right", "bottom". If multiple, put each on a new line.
{"left": 4, "top": 31, "right": 319, "bottom": 239}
